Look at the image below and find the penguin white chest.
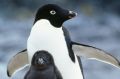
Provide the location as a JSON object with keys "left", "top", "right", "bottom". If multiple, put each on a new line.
{"left": 27, "top": 19, "right": 83, "bottom": 79}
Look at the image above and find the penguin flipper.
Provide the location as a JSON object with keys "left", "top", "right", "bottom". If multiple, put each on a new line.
{"left": 72, "top": 42, "right": 120, "bottom": 68}
{"left": 7, "top": 49, "right": 29, "bottom": 77}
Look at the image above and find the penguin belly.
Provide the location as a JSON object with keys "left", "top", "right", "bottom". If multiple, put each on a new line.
{"left": 27, "top": 19, "right": 83, "bottom": 79}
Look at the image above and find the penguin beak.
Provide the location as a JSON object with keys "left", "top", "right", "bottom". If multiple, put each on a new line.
{"left": 68, "top": 11, "right": 77, "bottom": 19}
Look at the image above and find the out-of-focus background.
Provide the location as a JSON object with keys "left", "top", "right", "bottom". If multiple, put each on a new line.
{"left": 0, "top": 0, "right": 120, "bottom": 79}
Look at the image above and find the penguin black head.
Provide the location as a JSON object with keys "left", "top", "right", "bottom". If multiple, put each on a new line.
{"left": 34, "top": 4, "right": 77, "bottom": 28}
{"left": 32, "top": 50, "right": 54, "bottom": 70}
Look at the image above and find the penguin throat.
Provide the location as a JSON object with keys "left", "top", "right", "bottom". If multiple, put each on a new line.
{"left": 34, "top": 19, "right": 63, "bottom": 28}
{"left": 48, "top": 18, "right": 63, "bottom": 28}
{"left": 31, "top": 65, "right": 48, "bottom": 71}
{"left": 33, "top": 19, "right": 62, "bottom": 28}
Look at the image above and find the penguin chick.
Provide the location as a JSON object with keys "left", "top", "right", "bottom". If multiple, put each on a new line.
{"left": 24, "top": 50, "right": 62, "bottom": 79}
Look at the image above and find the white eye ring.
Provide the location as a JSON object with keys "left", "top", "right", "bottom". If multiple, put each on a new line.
{"left": 50, "top": 10, "right": 56, "bottom": 15}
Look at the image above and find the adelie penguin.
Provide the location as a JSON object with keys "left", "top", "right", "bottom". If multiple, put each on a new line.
{"left": 24, "top": 50, "right": 62, "bottom": 79}
{"left": 7, "top": 4, "right": 120, "bottom": 79}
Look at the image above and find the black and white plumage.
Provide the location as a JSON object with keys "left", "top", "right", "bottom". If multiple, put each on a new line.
{"left": 7, "top": 4, "right": 120, "bottom": 78}
{"left": 24, "top": 50, "right": 62, "bottom": 79}
{"left": 27, "top": 4, "right": 83, "bottom": 79}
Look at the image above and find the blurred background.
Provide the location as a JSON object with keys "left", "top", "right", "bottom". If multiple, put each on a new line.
{"left": 0, "top": 0, "right": 120, "bottom": 79}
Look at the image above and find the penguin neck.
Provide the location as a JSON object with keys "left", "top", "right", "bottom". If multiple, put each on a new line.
{"left": 30, "top": 19, "right": 64, "bottom": 42}
{"left": 30, "top": 65, "right": 48, "bottom": 71}
{"left": 32, "top": 19, "right": 62, "bottom": 31}
{"left": 30, "top": 65, "right": 55, "bottom": 75}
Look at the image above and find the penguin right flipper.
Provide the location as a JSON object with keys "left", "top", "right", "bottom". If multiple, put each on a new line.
{"left": 72, "top": 42, "right": 120, "bottom": 69}
{"left": 7, "top": 49, "right": 29, "bottom": 77}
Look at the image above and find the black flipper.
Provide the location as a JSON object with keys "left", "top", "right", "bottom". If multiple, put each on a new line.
{"left": 7, "top": 49, "right": 29, "bottom": 77}
{"left": 72, "top": 42, "right": 120, "bottom": 69}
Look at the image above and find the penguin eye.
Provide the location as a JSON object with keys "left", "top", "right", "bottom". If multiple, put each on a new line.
{"left": 50, "top": 10, "right": 56, "bottom": 15}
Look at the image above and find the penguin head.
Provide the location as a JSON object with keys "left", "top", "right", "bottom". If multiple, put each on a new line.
{"left": 32, "top": 50, "right": 54, "bottom": 70}
{"left": 34, "top": 4, "right": 77, "bottom": 28}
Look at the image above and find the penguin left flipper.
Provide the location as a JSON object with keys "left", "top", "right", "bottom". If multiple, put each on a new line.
{"left": 72, "top": 42, "right": 120, "bottom": 68}
{"left": 7, "top": 49, "right": 29, "bottom": 77}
